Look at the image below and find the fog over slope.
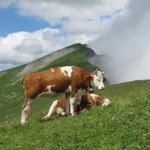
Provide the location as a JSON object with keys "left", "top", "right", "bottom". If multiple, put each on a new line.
{"left": 90, "top": 0, "right": 150, "bottom": 83}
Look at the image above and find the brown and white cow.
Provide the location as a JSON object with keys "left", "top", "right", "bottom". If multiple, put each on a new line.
{"left": 43, "top": 93, "right": 111, "bottom": 119}
{"left": 21, "top": 66, "right": 105, "bottom": 125}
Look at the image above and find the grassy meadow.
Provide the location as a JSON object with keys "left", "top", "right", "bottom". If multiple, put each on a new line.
{"left": 0, "top": 44, "right": 149, "bottom": 149}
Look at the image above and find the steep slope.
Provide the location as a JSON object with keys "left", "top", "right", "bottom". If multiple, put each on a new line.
{"left": 17, "top": 46, "right": 76, "bottom": 76}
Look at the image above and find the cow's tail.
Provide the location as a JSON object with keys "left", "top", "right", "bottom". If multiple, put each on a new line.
{"left": 20, "top": 74, "right": 29, "bottom": 84}
{"left": 20, "top": 76, "right": 25, "bottom": 84}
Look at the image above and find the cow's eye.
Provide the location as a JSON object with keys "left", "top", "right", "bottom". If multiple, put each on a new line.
{"left": 97, "top": 79, "right": 101, "bottom": 82}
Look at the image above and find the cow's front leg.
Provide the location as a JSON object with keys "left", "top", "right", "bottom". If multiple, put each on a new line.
{"left": 69, "top": 96, "right": 76, "bottom": 116}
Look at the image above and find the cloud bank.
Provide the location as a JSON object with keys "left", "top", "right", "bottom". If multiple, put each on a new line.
{"left": 90, "top": 0, "right": 150, "bottom": 83}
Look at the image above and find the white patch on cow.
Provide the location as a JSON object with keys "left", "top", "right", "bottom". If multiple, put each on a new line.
{"left": 47, "top": 85, "right": 56, "bottom": 94}
{"left": 68, "top": 86, "right": 71, "bottom": 92}
{"left": 89, "top": 93, "right": 99, "bottom": 102}
{"left": 51, "top": 68, "right": 54, "bottom": 72}
{"left": 102, "top": 98, "right": 111, "bottom": 106}
{"left": 56, "top": 107, "right": 66, "bottom": 116}
{"left": 43, "top": 100, "right": 58, "bottom": 119}
{"left": 38, "top": 84, "right": 56, "bottom": 97}
{"left": 60, "top": 66, "right": 72, "bottom": 78}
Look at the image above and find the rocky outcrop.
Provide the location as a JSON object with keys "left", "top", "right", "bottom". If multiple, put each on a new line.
{"left": 85, "top": 48, "right": 100, "bottom": 69}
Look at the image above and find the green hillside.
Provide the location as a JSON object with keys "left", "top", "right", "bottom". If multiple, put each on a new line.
{"left": 0, "top": 43, "right": 149, "bottom": 150}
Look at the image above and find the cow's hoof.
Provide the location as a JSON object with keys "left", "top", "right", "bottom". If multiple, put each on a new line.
{"left": 20, "top": 121, "right": 27, "bottom": 126}
{"left": 71, "top": 113, "right": 76, "bottom": 117}
{"left": 61, "top": 112, "right": 66, "bottom": 116}
{"left": 82, "top": 108, "right": 88, "bottom": 112}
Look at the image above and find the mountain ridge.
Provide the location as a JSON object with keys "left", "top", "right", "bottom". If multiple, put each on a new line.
{"left": 16, "top": 43, "right": 97, "bottom": 76}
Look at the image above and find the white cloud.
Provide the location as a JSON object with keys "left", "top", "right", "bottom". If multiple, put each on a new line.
{"left": 90, "top": 0, "right": 150, "bottom": 83}
{"left": 0, "top": 0, "right": 128, "bottom": 36}
{"left": 0, "top": 0, "right": 16, "bottom": 8}
{"left": 16, "top": 0, "right": 128, "bottom": 34}
{"left": 15, "top": 38, "right": 43, "bottom": 54}
{"left": 0, "top": 27, "right": 94, "bottom": 70}
{"left": 0, "top": 28, "right": 59, "bottom": 69}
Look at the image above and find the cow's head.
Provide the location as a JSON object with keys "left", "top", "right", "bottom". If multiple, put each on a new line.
{"left": 89, "top": 69, "right": 105, "bottom": 90}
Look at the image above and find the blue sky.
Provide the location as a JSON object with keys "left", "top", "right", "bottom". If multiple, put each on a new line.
{"left": 0, "top": 6, "right": 50, "bottom": 37}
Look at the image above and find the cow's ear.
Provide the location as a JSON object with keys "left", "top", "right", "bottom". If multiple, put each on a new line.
{"left": 94, "top": 69, "right": 104, "bottom": 75}
{"left": 95, "top": 71, "right": 98, "bottom": 75}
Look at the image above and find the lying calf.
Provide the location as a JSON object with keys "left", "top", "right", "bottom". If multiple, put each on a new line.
{"left": 43, "top": 94, "right": 110, "bottom": 119}
{"left": 80, "top": 93, "right": 111, "bottom": 109}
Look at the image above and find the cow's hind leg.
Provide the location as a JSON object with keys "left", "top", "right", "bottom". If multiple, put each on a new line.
{"left": 21, "top": 97, "right": 32, "bottom": 125}
{"left": 66, "top": 97, "right": 70, "bottom": 115}
{"left": 42, "top": 100, "right": 58, "bottom": 120}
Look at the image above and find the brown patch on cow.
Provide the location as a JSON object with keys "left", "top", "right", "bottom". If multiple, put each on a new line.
{"left": 22, "top": 67, "right": 71, "bottom": 99}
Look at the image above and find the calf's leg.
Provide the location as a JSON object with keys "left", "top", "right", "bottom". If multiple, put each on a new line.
{"left": 42, "top": 100, "right": 58, "bottom": 119}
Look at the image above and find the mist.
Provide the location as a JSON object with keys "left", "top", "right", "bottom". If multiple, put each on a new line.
{"left": 90, "top": 0, "right": 150, "bottom": 84}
